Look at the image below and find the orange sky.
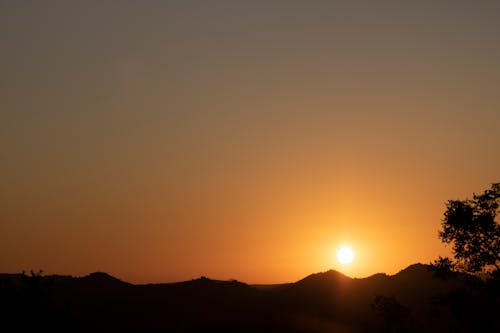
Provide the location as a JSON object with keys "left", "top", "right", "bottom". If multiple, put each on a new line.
{"left": 1, "top": 1, "right": 499, "bottom": 283}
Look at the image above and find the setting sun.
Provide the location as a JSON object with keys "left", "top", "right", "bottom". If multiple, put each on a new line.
{"left": 336, "top": 246, "right": 355, "bottom": 264}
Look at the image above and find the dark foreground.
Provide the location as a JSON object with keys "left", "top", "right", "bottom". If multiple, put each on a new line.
{"left": 1, "top": 264, "right": 499, "bottom": 333}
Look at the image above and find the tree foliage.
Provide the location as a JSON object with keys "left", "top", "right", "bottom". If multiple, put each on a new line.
{"left": 438, "top": 183, "right": 500, "bottom": 273}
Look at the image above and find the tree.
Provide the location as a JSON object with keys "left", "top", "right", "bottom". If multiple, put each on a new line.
{"left": 371, "top": 295, "right": 415, "bottom": 333}
{"left": 438, "top": 183, "right": 500, "bottom": 274}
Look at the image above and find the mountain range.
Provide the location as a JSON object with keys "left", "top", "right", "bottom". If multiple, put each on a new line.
{"left": 1, "top": 264, "right": 498, "bottom": 332}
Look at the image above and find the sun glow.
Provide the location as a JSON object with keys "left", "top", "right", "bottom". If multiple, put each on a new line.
{"left": 336, "top": 246, "right": 355, "bottom": 264}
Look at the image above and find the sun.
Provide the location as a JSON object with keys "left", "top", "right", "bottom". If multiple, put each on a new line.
{"left": 336, "top": 246, "right": 355, "bottom": 264}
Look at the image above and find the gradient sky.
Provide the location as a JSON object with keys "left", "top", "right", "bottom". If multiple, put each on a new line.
{"left": 1, "top": 1, "right": 499, "bottom": 284}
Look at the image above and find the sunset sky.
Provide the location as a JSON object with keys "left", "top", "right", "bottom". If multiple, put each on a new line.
{"left": 1, "top": 1, "right": 499, "bottom": 284}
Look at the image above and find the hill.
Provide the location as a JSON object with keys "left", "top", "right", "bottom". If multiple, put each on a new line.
{"left": 0, "top": 264, "right": 498, "bottom": 332}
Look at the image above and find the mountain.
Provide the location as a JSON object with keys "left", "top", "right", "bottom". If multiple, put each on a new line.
{"left": 0, "top": 264, "right": 498, "bottom": 333}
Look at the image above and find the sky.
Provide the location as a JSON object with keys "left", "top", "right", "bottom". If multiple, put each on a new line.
{"left": 1, "top": 1, "right": 499, "bottom": 284}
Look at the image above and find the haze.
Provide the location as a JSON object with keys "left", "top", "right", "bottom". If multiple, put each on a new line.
{"left": 1, "top": 1, "right": 499, "bottom": 283}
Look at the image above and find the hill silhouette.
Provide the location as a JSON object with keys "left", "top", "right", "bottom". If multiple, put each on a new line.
{"left": 1, "top": 264, "right": 498, "bottom": 332}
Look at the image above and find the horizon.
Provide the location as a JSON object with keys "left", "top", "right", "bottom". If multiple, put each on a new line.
{"left": 4, "top": 262, "right": 434, "bottom": 285}
{"left": 1, "top": 1, "right": 499, "bottom": 285}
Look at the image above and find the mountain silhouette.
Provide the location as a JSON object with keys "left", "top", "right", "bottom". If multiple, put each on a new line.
{"left": 1, "top": 264, "right": 498, "bottom": 332}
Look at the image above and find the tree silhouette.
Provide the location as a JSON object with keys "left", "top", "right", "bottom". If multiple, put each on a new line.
{"left": 438, "top": 183, "right": 500, "bottom": 274}
{"left": 370, "top": 295, "right": 414, "bottom": 333}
